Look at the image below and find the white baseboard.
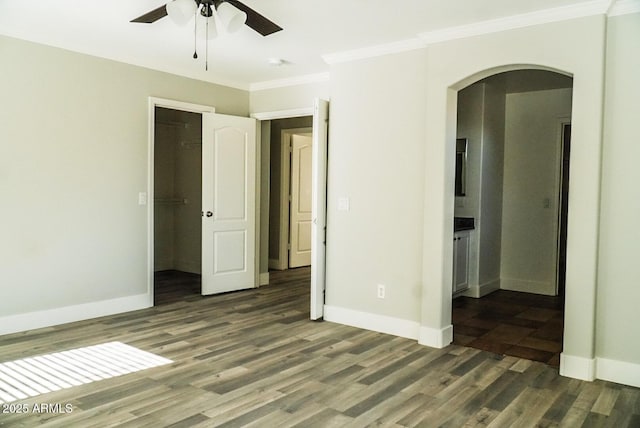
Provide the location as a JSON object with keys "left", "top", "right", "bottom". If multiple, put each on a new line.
{"left": 259, "top": 272, "right": 270, "bottom": 286}
{"left": 560, "top": 353, "right": 596, "bottom": 381}
{"left": 0, "top": 294, "right": 151, "bottom": 336}
{"left": 269, "top": 258, "right": 286, "bottom": 270}
{"left": 418, "top": 325, "right": 453, "bottom": 349}
{"left": 323, "top": 305, "right": 419, "bottom": 340}
{"left": 462, "top": 279, "right": 500, "bottom": 298}
{"left": 501, "top": 278, "right": 555, "bottom": 296}
{"left": 596, "top": 357, "right": 640, "bottom": 388}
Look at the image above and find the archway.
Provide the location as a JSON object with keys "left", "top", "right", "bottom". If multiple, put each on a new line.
{"left": 419, "top": 43, "right": 605, "bottom": 383}
{"left": 449, "top": 68, "right": 573, "bottom": 366}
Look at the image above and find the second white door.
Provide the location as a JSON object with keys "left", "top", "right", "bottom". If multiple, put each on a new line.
{"left": 289, "top": 133, "right": 313, "bottom": 268}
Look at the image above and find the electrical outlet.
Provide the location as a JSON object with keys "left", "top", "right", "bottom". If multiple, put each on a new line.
{"left": 377, "top": 284, "right": 385, "bottom": 299}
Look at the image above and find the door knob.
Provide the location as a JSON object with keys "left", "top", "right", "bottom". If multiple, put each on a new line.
{"left": 206, "top": 211, "right": 213, "bottom": 217}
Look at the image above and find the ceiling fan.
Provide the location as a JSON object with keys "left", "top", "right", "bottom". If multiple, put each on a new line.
{"left": 131, "top": 0, "right": 283, "bottom": 37}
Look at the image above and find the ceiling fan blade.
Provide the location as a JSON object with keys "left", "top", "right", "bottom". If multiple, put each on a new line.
{"left": 131, "top": 4, "right": 168, "bottom": 23}
{"left": 225, "top": 0, "right": 283, "bottom": 36}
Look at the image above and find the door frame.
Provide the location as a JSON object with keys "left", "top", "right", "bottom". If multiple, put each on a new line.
{"left": 555, "top": 117, "right": 572, "bottom": 296}
{"left": 147, "top": 97, "right": 215, "bottom": 306}
{"left": 251, "top": 105, "right": 328, "bottom": 318}
{"left": 276, "top": 127, "right": 313, "bottom": 270}
{"left": 252, "top": 109, "right": 313, "bottom": 273}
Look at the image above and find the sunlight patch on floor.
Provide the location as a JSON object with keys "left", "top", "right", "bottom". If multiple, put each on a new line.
{"left": 0, "top": 341, "right": 172, "bottom": 403}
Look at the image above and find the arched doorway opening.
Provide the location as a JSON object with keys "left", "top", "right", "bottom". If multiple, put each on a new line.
{"left": 449, "top": 69, "right": 573, "bottom": 366}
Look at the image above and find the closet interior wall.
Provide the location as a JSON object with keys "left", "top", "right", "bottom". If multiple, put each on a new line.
{"left": 154, "top": 107, "right": 202, "bottom": 274}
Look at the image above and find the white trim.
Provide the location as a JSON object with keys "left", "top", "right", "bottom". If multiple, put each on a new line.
{"left": 418, "top": 325, "right": 454, "bottom": 349}
{"left": 249, "top": 72, "right": 330, "bottom": 92}
{"left": 147, "top": 97, "right": 215, "bottom": 304}
{"left": 259, "top": 272, "right": 270, "bottom": 286}
{"left": 0, "top": 294, "right": 150, "bottom": 336}
{"left": 608, "top": 0, "right": 640, "bottom": 16}
{"left": 323, "top": 305, "right": 420, "bottom": 340}
{"left": 461, "top": 279, "right": 501, "bottom": 298}
{"left": 251, "top": 108, "right": 314, "bottom": 121}
{"left": 500, "top": 278, "right": 556, "bottom": 296}
{"left": 560, "top": 353, "right": 596, "bottom": 381}
{"left": 322, "top": 38, "right": 426, "bottom": 65}
{"left": 596, "top": 357, "right": 640, "bottom": 388}
{"left": 149, "top": 97, "right": 216, "bottom": 115}
{"left": 322, "top": 1, "right": 610, "bottom": 66}
{"left": 555, "top": 117, "right": 572, "bottom": 295}
{"left": 279, "top": 129, "right": 292, "bottom": 271}
{"left": 419, "top": 1, "right": 609, "bottom": 45}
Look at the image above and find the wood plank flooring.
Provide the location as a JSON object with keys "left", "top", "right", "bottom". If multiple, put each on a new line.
{"left": 1, "top": 268, "right": 639, "bottom": 427}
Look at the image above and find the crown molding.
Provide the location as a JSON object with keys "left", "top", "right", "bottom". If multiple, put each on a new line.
{"left": 249, "top": 72, "right": 330, "bottom": 91}
{"left": 322, "top": 0, "right": 611, "bottom": 66}
{"left": 322, "top": 38, "right": 426, "bottom": 65}
{"left": 608, "top": 0, "right": 640, "bottom": 16}
{"left": 419, "top": 0, "right": 610, "bottom": 44}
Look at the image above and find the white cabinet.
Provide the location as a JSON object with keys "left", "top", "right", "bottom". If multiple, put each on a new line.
{"left": 453, "top": 231, "right": 470, "bottom": 294}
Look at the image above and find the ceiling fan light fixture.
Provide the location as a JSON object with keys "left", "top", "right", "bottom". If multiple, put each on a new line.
{"left": 217, "top": 2, "right": 247, "bottom": 34}
{"left": 166, "top": 0, "right": 197, "bottom": 26}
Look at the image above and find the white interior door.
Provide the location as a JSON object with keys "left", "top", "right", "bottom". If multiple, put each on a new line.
{"left": 201, "top": 113, "right": 256, "bottom": 295}
{"left": 289, "top": 133, "right": 313, "bottom": 268}
{"left": 310, "top": 99, "right": 329, "bottom": 320}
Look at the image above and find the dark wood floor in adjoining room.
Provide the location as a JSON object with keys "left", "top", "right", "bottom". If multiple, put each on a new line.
{"left": 1, "top": 269, "right": 639, "bottom": 427}
{"left": 453, "top": 290, "right": 564, "bottom": 367}
{"left": 154, "top": 270, "right": 202, "bottom": 305}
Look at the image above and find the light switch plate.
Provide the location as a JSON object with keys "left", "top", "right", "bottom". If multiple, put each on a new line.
{"left": 138, "top": 192, "right": 147, "bottom": 205}
{"left": 338, "top": 197, "right": 350, "bottom": 211}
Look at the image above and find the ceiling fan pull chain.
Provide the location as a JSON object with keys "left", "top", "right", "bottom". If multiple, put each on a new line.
{"left": 193, "top": 9, "right": 198, "bottom": 59}
{"left": 205, "top": 18, "right": 209, "bottom": 71}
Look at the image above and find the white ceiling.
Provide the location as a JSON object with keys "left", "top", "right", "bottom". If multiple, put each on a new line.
{"left": 0, "top": 0, "right": 614, "bottom": 90}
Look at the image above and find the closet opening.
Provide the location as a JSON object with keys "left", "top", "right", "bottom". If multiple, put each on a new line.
{"left": 153, "top": 107, "right": 203, "bottom": 305}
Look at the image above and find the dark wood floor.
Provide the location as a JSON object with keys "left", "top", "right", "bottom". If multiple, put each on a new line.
{"left": 453, "top": 290, "right": 564, "bottom": 367}
{"left": 1, "top": 269, "right": 638, "bottom": 427}
{"left": 154, "top": 270, "right": 202, "bottom": 305}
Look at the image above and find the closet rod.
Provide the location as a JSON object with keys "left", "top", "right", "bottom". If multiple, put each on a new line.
{"left": 154, "top": 198, "right": 189, "bottom": 205}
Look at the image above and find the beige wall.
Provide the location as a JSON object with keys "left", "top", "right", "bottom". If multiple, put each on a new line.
{"left": 325, "top": 50, "right": 428, "bottom": 321}
{"left": 455, "top": 84, "right": 485, "bottom": 219}
{"left": 0, "top": 35, "right": 248, "bottom": 320}
{"left": 456, "top": 81, "right": 506, "bottom": 294}
{"left": 596, "top": 12, "right": 640, "bottom": 365}
{"left": 322, "top": 14, "right": 607, "bottom": 377}
{"left": 501, "top": 88, "right": 572, "bottom": 295}
{"left": 478, "top": 81, "right": 505, "bottom": 287}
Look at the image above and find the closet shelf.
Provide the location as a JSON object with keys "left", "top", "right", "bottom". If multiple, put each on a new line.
{"left": 154, "top": 198, "right": 189, "bottom": 205}
{"left": 180, "top": 140, "right": 201, "bottom": 148}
